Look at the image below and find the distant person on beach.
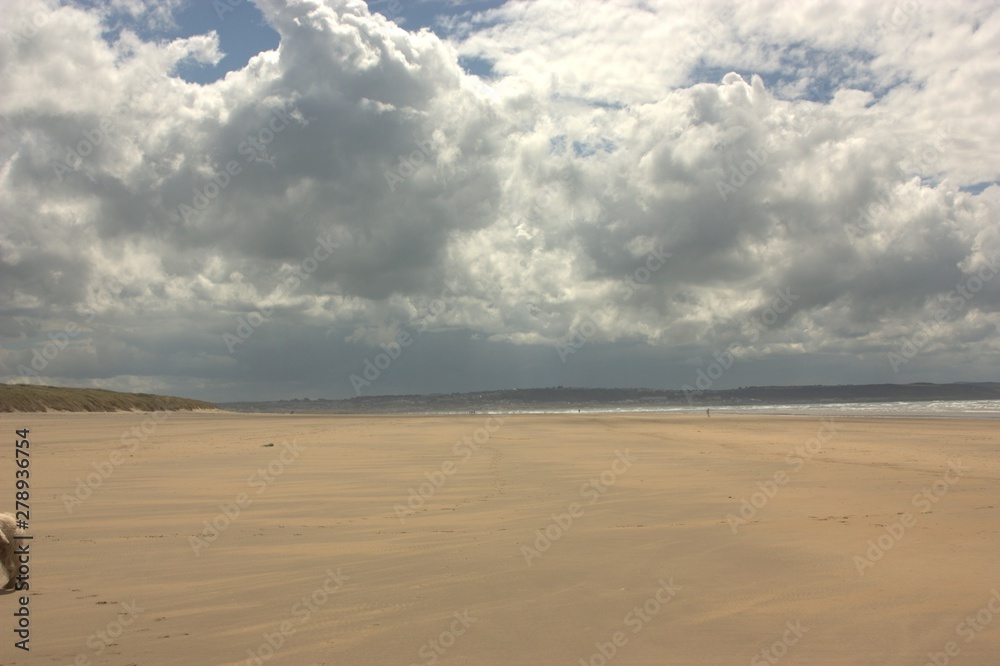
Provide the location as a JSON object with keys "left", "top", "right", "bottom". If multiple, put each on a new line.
{"left": 706, "top": 408, "right": 710, "bottom": 418}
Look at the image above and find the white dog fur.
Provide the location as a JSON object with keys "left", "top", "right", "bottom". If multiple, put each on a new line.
{"left": 0, "top": 512, "right": 23, "bottom": 590}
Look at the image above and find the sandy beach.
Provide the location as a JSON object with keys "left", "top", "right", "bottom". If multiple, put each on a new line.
{"left": 2, "top": 412, "right": 998, "bottom": 665}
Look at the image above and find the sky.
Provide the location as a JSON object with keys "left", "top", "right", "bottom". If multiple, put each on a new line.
{"left": 1, "top": 0, "right": 999, "bottom": 402}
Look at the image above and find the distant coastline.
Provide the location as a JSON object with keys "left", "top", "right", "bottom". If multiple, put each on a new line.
{"left": 218, "top": 382, "right": 1000, "bottom": 415}
{"left": 7, "top": 381, "right": 997, "bottom": 416}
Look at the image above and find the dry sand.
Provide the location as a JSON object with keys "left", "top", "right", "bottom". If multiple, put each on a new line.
{"left": 1, "top": 412, "right": 998, "bottom": 665}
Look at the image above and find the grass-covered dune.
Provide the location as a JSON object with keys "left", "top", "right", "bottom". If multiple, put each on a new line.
{"left": 0, "top": 384, "right": 218, "bottom": 412}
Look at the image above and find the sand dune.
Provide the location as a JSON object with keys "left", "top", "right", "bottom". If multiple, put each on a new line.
{"left": 2, "top": 412, "right": 998, "bottom": 665}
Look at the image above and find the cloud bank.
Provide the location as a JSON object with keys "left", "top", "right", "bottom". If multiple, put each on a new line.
{"left": 1, "top": 0, "right": 998, "bottom": 400}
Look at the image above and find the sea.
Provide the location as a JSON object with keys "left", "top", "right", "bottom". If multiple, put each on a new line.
{"left": 459, "top": 400, "right": 1000, "bottom": 418}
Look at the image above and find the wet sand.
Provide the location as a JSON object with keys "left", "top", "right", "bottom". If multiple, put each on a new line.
{"left": 2, "top": 412, "right": 998, "bottom": 665}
